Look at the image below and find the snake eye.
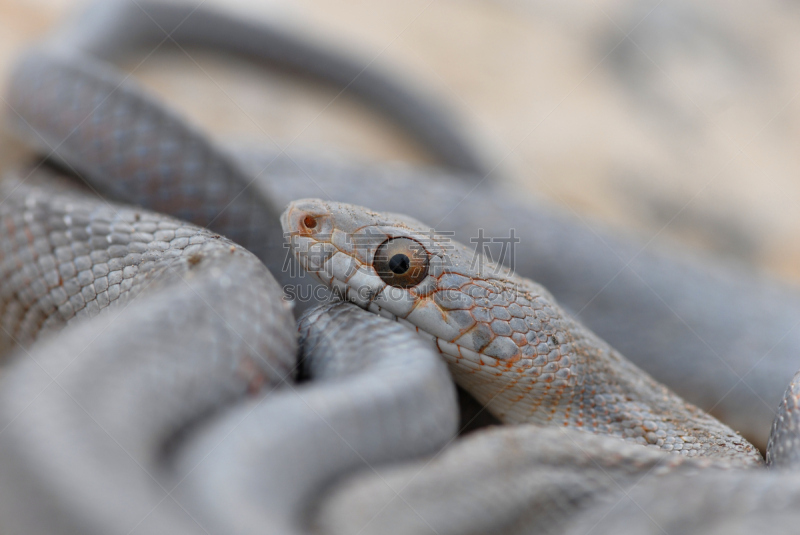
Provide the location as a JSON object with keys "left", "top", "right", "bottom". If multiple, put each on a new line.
{"left": 374, "top": 238, "right": 429, "bottom": 288}
{"left": 302, "top": 215, "right": 318, "bottom": 231}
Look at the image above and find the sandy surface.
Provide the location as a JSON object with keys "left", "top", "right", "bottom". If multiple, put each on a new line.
{"left": 2, "top": 0, "right": 800, "bottom": 280}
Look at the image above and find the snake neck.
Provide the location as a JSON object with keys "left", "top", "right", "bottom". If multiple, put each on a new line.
{"left": 394, "top": 276, "right": 762, "bottom": 465}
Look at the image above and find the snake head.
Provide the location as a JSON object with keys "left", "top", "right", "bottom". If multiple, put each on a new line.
{"left": 281, "top": 198, "right": 562, "bottom": 368}
{"left": 282, "top": 198, "right": 449, "bottom": 307}
{"left": 282, "top": 199, "right": 598, "bottom": 429}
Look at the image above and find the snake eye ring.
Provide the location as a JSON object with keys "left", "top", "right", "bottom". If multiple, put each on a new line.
{"left": 373, "top": 237, "right": 429, "bottom": 288}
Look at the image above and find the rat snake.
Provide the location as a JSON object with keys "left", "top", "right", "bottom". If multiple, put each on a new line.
{"left": 3, "top": 1, "right": 800, "bottom": 534}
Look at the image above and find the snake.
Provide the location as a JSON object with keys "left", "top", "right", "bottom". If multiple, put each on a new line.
{"left": 4, "top": 0, "right": 800, "bottom": 533}
{"left": 11, "top": 0, "right": 800, "bottom": 448}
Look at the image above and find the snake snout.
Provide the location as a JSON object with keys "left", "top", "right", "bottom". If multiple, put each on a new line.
{"left": 280, "top": 199, "right": 333, "bottom": 239}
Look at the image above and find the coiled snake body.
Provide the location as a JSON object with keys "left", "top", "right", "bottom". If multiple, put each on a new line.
{"left": 3, "top": 1, "right": 800, "bottom": 534}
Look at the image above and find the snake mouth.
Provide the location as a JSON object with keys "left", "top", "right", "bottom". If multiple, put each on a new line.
{"left": 362, "top": 300, "right": 502, "bottom": 377}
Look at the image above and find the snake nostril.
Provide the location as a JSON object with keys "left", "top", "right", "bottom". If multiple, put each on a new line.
{"left": 302, "top": 215, "right": 317, "bottom": 230}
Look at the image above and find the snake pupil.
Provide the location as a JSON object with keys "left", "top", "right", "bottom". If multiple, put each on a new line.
{"left": 389, "top": 254, "right": 410, "bottom": 274}
{"left": 303, "top": 216, "right": 317, "bottom": 229}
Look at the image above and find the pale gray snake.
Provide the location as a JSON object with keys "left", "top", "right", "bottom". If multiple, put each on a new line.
{"left": 3, "top": 2, "right": 800, "bottom": 534}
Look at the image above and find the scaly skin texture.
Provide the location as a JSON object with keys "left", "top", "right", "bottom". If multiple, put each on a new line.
{"left": 314, "top": 366, "right": 800, "bottom": 535}
{"left": 767, "top": 369, "right": 800, "bottom": 467}
{"left": 0, "top": 167, "right": 298, "bottom": 534}
{"left": 282, "top": 198, "right": 761, "bottom": 465}
{"left": 563, "top": 469, "right": 800, "bottom": 535}
{"left": 175, "top": 302, "right": 457, "bottom": 535}
{"left": 317, "top": 425, "right": 735, "bottom": 535}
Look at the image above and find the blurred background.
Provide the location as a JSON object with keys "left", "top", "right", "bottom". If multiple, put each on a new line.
{"left": 1, "top": 0, "right": 799, "bottom": 279}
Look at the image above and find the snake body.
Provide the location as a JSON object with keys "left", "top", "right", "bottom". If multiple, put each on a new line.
{"left": 318, "top": 425, "right": 732, "bottom": 535}
{"left": 565, "top": 469, "right": 800, "bottom": 535}
{"left": 0, "top": 168, "right": 295, "bottom": 534}
{"left": 5, "top": 1, "right": 800, "bottom": 534}
{"left": 175, "top": 302, "right": 457, "bottom": 535}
